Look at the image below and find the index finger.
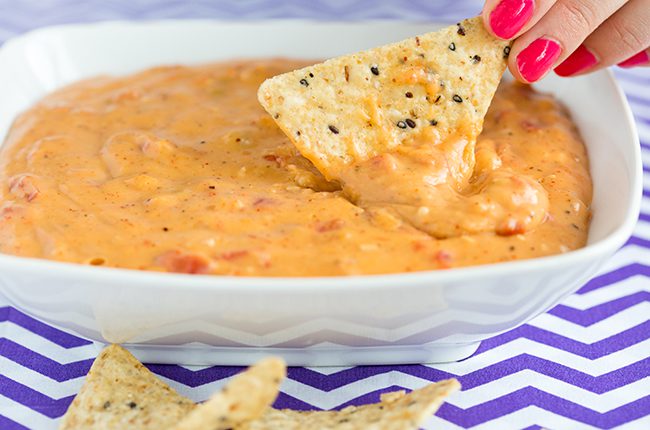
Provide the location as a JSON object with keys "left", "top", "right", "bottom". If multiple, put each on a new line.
{"left": 482, "top": 0, "right": 558, "bottom": 39}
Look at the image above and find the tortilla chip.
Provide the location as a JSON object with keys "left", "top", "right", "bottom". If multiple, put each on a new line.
{"left": 170, "top": 357, "right": 286, "bottom": 430}
{"left": 238, "top": 378, "right": 460, "bottom": 429}
{"left": 258, "top": 17, "right": 509, "bottom": 180}
{"left": 58, "top": 345, "right": 195, "bottom": 430}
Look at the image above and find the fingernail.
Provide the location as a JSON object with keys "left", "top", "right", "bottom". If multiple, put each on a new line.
{"left": 489, "top": 0, "right": 535, "bottom": 39}
{"left": 618, "top": 51, "right": 650, "bottom": 68}
{"left": 554, "top": 45, "right": 598, "bottom": 77}
{"left": 517, "top": 38, "right": 562, "bottom": 82}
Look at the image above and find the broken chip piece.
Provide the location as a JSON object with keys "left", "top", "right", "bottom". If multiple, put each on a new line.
{"left": 239, "top": 379, "right": 461, "bottom": 429}
{"left": 169, "top": 357, "right": 286, "bottom": 430}
{"left": 58, "top": 345, "right": 195, "bottom": 430}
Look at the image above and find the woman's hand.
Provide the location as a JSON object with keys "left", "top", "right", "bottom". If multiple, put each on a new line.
{"left": 481, "top": 0, "right": 650, "bottom": 82}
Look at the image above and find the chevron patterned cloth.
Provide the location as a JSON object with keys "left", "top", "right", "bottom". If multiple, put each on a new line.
{"left": 0, "top": 1, "right": 649, "bottom": 429}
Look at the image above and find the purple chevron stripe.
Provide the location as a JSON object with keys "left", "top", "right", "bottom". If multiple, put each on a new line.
{"left": 627, "top": 93, "right": 650, "bottom": 107}
{"left": 577, "top": 263, "right": 649, "bottom": 294}
{"left": 522, "top": 426, "right": 543, "bottom": 430}
{"left": 0, "top": 375, "right": 73, "bottom": 418}
{"left": 283, "top": 356, "right": 649, "bottom": 394}
{"left": 547, "top": 291, "right": 650, "bottom": 326}
{"left": 0, "top": 416, "right": 29, "bottom": 430}
{"left": 0, "top": 339, "right": 92, "bottom": 381}
{"left": 617, "top": 71, "right": 650, "bottom": 85}
{"left": 0, "top": 307, "right": 91, "bottom": 348}
{"left": 626, "top": 235, "right": 650, "bottom": 248}
{"left": 330, "top": 385, "right": 650, "bottom": 428}
{"left": 476, "top": 321, "right": 650, "bottom": 359}
{"left": 273, "top": 391, "right": 318, "bottom": 411}
{"left": 437, "top": 389, "right": 650, "bottom": 429}
{"left": 147, "top": 363, "right": 243, "bottom": 388}
{"left": 640, "top": 212, "right": 650, "bottom": 223}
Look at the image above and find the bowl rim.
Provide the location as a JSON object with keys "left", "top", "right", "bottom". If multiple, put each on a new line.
{"left": 0, "top": 19, "right": 642, "bottom": 293}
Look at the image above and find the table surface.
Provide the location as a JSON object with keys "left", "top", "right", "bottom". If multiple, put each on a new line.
{"left": 0, "top": 1, "right": 649, "bottom": 429}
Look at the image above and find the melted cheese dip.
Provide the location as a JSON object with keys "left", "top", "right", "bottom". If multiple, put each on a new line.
{"left": 0, "top": 60, "right": 592, "bottom": 276}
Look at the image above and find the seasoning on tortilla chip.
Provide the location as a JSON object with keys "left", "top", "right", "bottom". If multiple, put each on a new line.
{"left": 239, "top": 378, "right": 461, "bottom": 429}
{"left": 58, "top": 345, "right": 195, "bottom": 430}
{"left": 169, "top": 357, "right": 286, "bottom": 430}
{"left": 258, "top": 17, "right": 510, "bottom": 180}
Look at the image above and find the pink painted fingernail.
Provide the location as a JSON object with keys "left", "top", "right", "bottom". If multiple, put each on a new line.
{"left": 489, "top": 0, "right": 535, "bottom": 39}
{"left": 618, "top": 51, "right": 650, "bottom": 68}
{"left": 555, "top": 45, "right": 598, "bottom": 77}
{"left": 517, "top": 38, "right": 562, "bottom": 82}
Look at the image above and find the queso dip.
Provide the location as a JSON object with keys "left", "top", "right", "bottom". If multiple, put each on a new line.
{"left": 0, "top": 60, "right": 592, "bottom": 276}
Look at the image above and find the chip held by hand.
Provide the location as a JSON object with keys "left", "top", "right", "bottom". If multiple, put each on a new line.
{"left": 258, "top": 17, "right": 510, "bottom": 180}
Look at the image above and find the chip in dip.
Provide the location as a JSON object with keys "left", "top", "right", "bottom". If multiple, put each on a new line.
{"left": 59, "top": 345, "right": 460, "bottom": 430}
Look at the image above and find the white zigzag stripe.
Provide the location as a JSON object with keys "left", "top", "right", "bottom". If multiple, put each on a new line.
{"left": 0, "top": 397, "right": 57, "bottom": 430}
{"left": 455, "top": 406, "right": 599, "bottom": 430}
{"left": 0, "top": 322, "right": 101, "bottom": 363}
{"left": 642, "top": 150, "right": 650, "bottom": 166}
{"left": 451, "top": 373, "right": 650, "bottom": 411}
{"left": 641, "top": 196, "right": 650, "bottom": 213}
{"left": 0, "top": 356, "right": 84, "bottom": 398}
{"left": 430, "top": 339, "right": 650, "bottom": 376}
{"left": 421, "top": 416, "right": 464, "bottom": 430}
{"left": 620, "top": 414, "right": 650, "bottom": 430}
{"left": 595, "top": 246, "right": 650, "bottom": 274}
{"left": 528, "top": 302, "right": 650, "bottom": 343}
{"left": 634, "top": 221, "right": 650, "bottom": 240}
{"left": 561, "top": 276, "right": 649, "bottom": 310}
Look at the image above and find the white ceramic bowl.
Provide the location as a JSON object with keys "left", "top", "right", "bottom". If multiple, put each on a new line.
{"left": 0, "top": 20, "right": 642, "bottom": 366}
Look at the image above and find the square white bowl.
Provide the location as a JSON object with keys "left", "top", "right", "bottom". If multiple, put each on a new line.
{"left": 0, "top": 20, "right": 642, "bottom": 365}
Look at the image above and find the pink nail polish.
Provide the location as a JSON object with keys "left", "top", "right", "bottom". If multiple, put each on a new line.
{"left": 555, "top": 45, "right": 598, "bottom": 77}
{"left": 490, "top": 0, "right": 535, "bottom": 39}
{"left": 618, "top": 51, "right": 650, "bottom": 68}
{"left": 517, "top": 38, "right": 562, "bottom": 82}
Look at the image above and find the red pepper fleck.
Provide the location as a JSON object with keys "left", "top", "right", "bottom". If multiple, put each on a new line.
{"left": 263, "top": 154, "right": 284, "bottom": 167}
{"left": 520, "top": 120, "right": 540, "bottom": 132}
{"left": 9, "top": 175, "right": 39, "bottom": 202}
{"left": 496, "top": 220, "right": 526, "bottom": 236}
{"left": 219, "top": 250, "right": 249, "bottom": 261}
{"left": 434, "top": 250, "right": 453, "bottom": 269}
{"left": 253, "top": 197, "right": 274, "bottom": 207}
{"left": 315, "top": 219, "right": 344, "bottom": 233}
{"left": 412, "top": 241, "right": 426, "bottom": 251}
{"left": 156, "top": 251, "right": 211, "bottom": 274}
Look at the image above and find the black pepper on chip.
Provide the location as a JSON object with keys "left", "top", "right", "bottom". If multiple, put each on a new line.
{"left": 396, "top": 121, "right": 407, "bottom": 129}
{"left": 504, "top": 46, "right": 511, "bottom": 58}
{"left": 434, "top": 95, "right": 441, "bottom": 103}
{"left": 405, "top": 118, "right": 416, "bottom": 128}
{"left": 299, "top": 78, "right": 309, "bottom": 87}
{"left": 128, "top": 402, "right": 137, "bottom": 409}
{"left": 328, "top": 125, "right": 340, "bottom": 134}
{"left": 309, "top": 72, "right": 314, "bottom": 78}
{"left": 453, "top": 95, "right": 463, "bottom": 103}
{"left": 471, "top": 55, "right": 481, "bottom": 64}
{"left": 449, "top": 42, "right": 456, "bottom": 51}
{"left": 456, "top": 23, "right": 466, "bottom": 36}
{"left": 370, "top": 65, "right": 380, "bottom": 75}
{"left": 429, "top": 119, "right": 438, "bottom": 126}
{"left": 405, "top": 91, "right": 413, "bottom": 98}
